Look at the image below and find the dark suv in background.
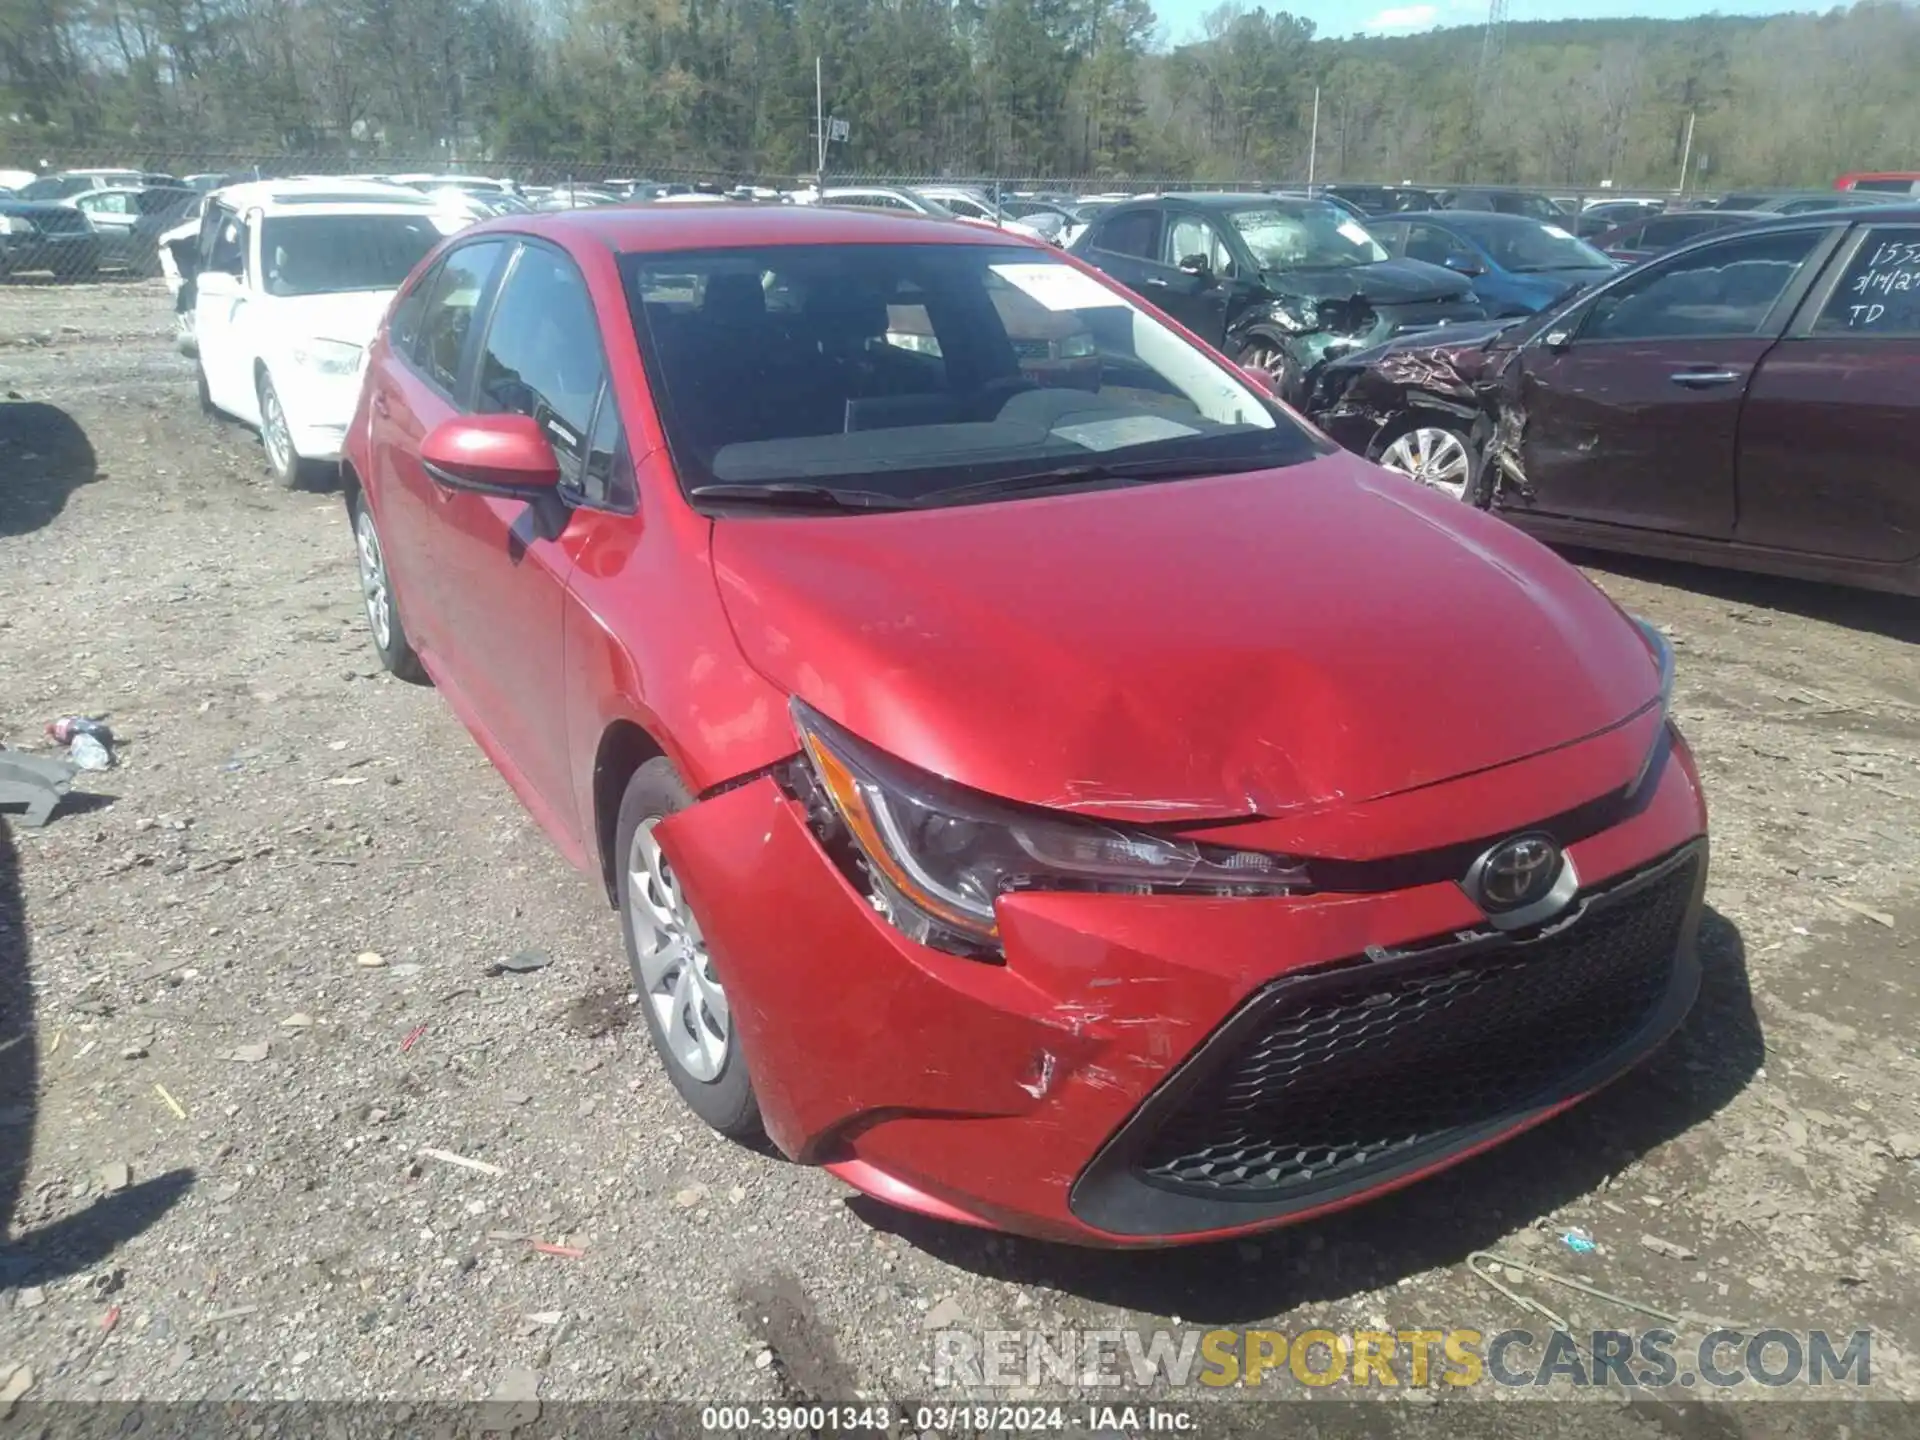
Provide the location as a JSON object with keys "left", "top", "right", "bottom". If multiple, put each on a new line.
{"left": 1070, "top": 192, "right": 1484, "bottom": 403}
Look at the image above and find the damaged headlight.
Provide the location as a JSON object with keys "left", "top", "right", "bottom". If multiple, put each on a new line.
{"left": 1268, "top": 297, "right": 1322, "bottom": 333}
{"left": 789, "top": 700, "right": 1310, "bottom": 958}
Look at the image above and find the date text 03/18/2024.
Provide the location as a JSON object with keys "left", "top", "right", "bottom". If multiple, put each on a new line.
{"left": 698, "top": 1404, "right": 1195, "bottom": 1433}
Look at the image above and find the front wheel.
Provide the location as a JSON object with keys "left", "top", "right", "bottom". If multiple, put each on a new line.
{"left": 257, "top": 373, "right": 320, "bottom": 489}
{"left": 348, "top": 491, "right": 428, "bottom": 683}
{"left": 1376, "top": 423, "right": 1477, "bottom": 503}
{"left": 1239, "top": 340, "right": 1302, "bottom": 406}
{"left": 617, "top": 758, "right": 762, "bottom": 1139}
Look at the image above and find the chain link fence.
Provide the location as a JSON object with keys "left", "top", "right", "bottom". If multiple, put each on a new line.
{"left": 2, "top": 150, "right": 1687, "bottom": 286}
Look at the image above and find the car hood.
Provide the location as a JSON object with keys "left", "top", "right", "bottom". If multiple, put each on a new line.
{"left": 1266, "top": 258, "right": 1475, "bottom": 305}
{"left": 711, "top": 452, "right": 1661, "bottom": 823}
{"left": 261, "top": 289, "right": 397, "bottom": 348}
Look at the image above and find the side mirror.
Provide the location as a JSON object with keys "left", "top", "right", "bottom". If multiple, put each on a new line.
{"left": 420, "top": 414, "right": 562, "bottom": 498}
{"left": 1177, "top": 253, "right": 1212, "bottom": 279}
{"left": 1443, "top": 254, "right": 1485, "bottom": 277}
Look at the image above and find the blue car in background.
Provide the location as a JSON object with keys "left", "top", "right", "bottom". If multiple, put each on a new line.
{"left": 1367, "top": 211, "right": 1619, "bottom": 317}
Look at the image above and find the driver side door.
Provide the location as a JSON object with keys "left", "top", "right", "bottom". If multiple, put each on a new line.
{"left": 1505, "top": 225, "right": 1833, "bottom": 539}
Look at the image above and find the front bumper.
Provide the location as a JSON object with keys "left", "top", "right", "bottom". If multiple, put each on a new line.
{"left": 658, "top": 720, "right": 1708, "bottom": 1246}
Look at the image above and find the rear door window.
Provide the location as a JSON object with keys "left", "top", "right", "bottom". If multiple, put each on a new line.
{"left": 1813, "top": 226, "right": 1920, "bottom": 336}
{"left": 1093, "top": 210, "right": 1161, "bottom": 260}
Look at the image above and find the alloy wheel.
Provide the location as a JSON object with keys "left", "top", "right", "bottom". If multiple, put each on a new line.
{"left": 1379, "top": 427, "right": 1472, "bottom": 501}
{"left": 628, "top": 818, "right": 730, "bottom": 1082}
{"left": 261, "top": 385, "right": 295, "bottom": 477}
{"left": 354, "top": 508, "right": 393, "bottom": 652}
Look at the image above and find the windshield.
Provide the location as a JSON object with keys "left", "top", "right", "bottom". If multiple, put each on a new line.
{"left": 259, "top": 213, "right": 445, "bottom": 297}
{"left": 1451, "top": 218, "right": 1612, "bottom": 272}
{"left": 1227, "top": 204, "right": 1389, "bottom": 269}
{"left": 620, "top": 243, "right": 1320, "bottom": 508}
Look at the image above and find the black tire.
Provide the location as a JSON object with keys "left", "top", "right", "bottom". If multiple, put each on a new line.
{"left": 615, "top": 757, "right": 762, "bottom": 1140}
{"left": 347, "top": 490, "right": 428, "bottom": 684}
{"left": 257, "top": 372, "right": 320, "bottom": 490}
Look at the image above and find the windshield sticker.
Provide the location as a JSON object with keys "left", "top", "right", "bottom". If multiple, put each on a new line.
{"left": 1054, "top": 416, "right": 1201, "bottom": 450}
{"left": 1541, "top": 224, "right": 1574, "bottom": 240}
{"left": 990, "top": 263, "right": 1127, "bottom": 312}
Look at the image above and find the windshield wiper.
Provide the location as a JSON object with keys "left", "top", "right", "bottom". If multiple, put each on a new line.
{"left": 912, "top": 456, "right": 1271, "bottom": 508}
{"left": 689, "top": 482, "right": 914, "bottom": 512}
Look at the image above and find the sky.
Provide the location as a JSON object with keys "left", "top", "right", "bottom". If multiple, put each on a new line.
{"left": 1153, "top": 0, "right": 1814, "bottom": 45}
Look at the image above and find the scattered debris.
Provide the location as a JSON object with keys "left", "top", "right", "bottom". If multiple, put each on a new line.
{"left": 524, "top": 1311, "right": 564, "bottom": 1327}
{"left": 1639, "top": 1234, "right": 1697, "bottom": 1261}
{"left": 400, "top": 1023, "right": 428, "bottom": 1053}
{"left": 1833, "top": 897, "right": 1897, "bottom": 929}
{"left": 923, "top": 1297, "right": 967, "bottom": 1331}
{"left": 229, "top": 1041, "right": 271, "bottom": 1064}
{"left": 1890, "top": 1133, "right": 1920, "bottom": 1161}
{"left": 101, "top": 1305, "right": 121, "bottom": 1333}
{"left": 488, "top": 949, "right": 553, "bottom": 976}
{"left": 98, "top": 1161, "right": 131, "bottom": 1193}
{"left": 207, "top": 1305, "right": 259, "bottom": 1323}
{"left": 280, "top": 1013, "right": 314, "bottom": 1029}
{"left": 355, "top": 951, "right": 387, "bottom": 969}
{"left": 529, "top": 1241, "right": 583, "bottom": 1259}
{"left": 1469, "top": 1250, "right": 1681, "bottom": 1333}
{"left": 673, "top": 1184, "right": 708, "bottom": 1209}
{"left": 1559, "top": 1227, "right": 1596, "bottom": 1254}
{"left": 153, "top": 1083, "right": 186, "bottom": 1120}
{"left": 754, "top": 1349, "right": 774, "bottom": 1370}
{"left": 0, "top": 1363, "right": 35, "bottom": 1416}
{"left": 418, "top": 1147, "right": 503, "bottom": 1177}
{"left": 15, "top": 1287, "right": 45, "bottom": 1310}
{"left": 728, "top": 1185, "right": 747, "bottom": 1204}
{"left": 481, "top": 1367, "right": 541, "bottom": 1432}
{"left": 47, "top": 716, "right": 115, "bottom": 770}
{"left": 0, "top": 749, "right": 77, "bottom": 827}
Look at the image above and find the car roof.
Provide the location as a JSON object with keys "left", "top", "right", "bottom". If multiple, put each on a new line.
{"left": 462, "top": 204, "right": 1042, "bottom": 253}
{"left": 1387, "top": 209, "right": 1558, "bottom": 229}
{"left": 212, "top": 178, "right": 436, "bottom": 212}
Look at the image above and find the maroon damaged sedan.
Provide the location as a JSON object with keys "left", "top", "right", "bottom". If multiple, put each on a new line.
{"left": 1307, "top": 207, "right": 1920, "bottom": 596}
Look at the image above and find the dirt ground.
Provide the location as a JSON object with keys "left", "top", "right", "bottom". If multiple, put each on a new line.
{"left": 2, "top": 280, "right": 1918, "bottom": 1432}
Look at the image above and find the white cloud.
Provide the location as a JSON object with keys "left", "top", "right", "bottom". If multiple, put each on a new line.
{"left": 1363, "top": 3, "right": 1441, "bottom": 31}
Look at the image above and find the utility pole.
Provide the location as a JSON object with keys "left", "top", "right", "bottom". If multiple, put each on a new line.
{"left": 1676, "top": 110, "right": 1696, "bottom": 196}
{"left": 1307, "top": 87, "right": 1320, "bottom": 191}
{"left": 815, "top": 57, "right": 826, "bottom": 193}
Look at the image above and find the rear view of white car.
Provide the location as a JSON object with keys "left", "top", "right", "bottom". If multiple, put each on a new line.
{"left": 170, "top": 180, "right": 461, "bottom": 487}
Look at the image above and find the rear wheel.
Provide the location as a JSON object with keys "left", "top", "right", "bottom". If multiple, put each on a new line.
{"left": 1239, "top": 340, "right": 1301, "bottom": 406}
{"left": 1377, "top": 423, "right": 1476, "bottom": 502}
{"left": 617, "top": 758, "right": 762, "bottom": 1139}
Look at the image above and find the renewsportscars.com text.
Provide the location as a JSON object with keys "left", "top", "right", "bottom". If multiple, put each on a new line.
{"left": 932, "top": 1327, "right": 1873, "bottom": 1391}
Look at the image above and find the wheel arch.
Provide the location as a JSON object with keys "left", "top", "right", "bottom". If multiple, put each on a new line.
{"left": 592, "top": 720, "right": 669, "bottom": 904}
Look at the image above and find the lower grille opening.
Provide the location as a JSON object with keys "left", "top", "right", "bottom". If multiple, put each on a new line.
{"left": 1132, "top": 855, "right": 1699, "bottom": 1200}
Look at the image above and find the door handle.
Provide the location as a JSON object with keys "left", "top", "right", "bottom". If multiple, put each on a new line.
{"left": 1668, "top": 369, "right": 1741, "bottom": 388}
{"left": 1142, "top": 276, "right": 1170, "bottom": 289}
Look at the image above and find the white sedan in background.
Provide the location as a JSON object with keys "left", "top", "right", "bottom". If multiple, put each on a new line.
{"left": 171, "top": 179, "right": 464, "bottom": 487}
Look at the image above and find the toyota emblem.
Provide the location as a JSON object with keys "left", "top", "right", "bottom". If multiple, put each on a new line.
{"left": 1466, "top": 834, "right": 1564, "bottom": 914}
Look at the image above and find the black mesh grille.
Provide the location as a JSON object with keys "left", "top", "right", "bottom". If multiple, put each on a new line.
{"left": 1134, "top": 857, "right": 1698, "bottom": 1198}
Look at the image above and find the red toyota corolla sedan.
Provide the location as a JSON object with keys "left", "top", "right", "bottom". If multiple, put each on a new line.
{"left": 341, "top": 204, "right": 1708, "bottom": 1247}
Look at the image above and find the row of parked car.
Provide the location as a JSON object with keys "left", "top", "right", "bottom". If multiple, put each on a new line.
{"left": 160, "top": 170, "right": 1918, "bottom": 600}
